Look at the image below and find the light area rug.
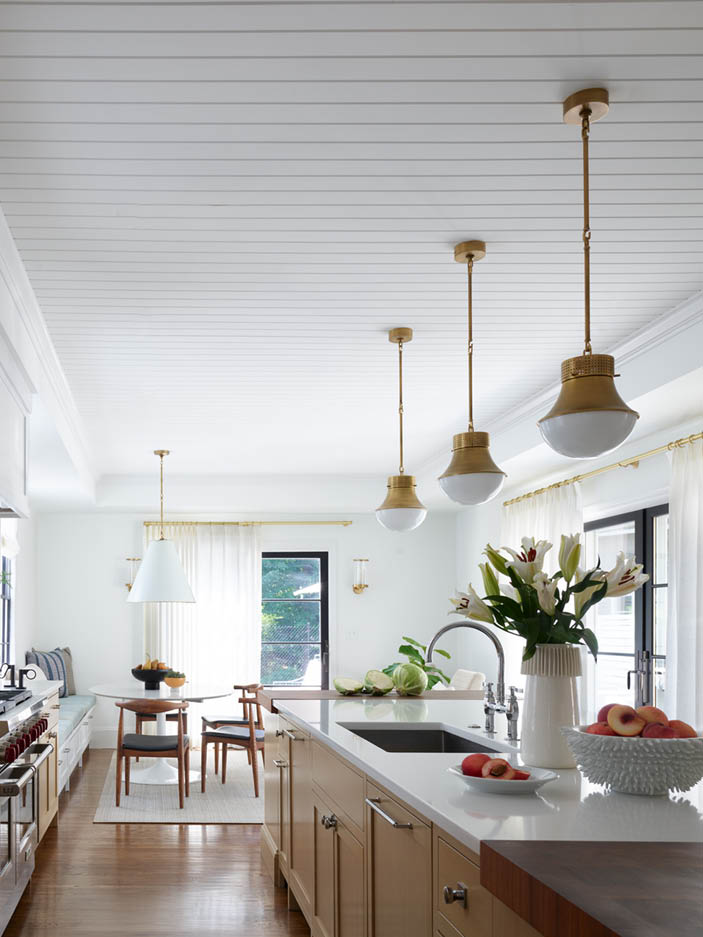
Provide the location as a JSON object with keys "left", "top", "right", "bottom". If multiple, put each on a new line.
{"left": 94, "top": 750, "right": 265, "bottom": 824}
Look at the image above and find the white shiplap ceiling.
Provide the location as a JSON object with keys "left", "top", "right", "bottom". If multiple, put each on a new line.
{"left": 1, "top": 1, "right": 702, "bottom": 477}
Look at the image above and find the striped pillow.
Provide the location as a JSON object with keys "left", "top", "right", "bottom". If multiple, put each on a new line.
{"left": 25, "top": 649, "right": 68, "bottom": 698}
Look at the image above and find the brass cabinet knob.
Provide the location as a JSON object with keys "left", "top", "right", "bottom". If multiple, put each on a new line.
{"left": 320, "top": 814, "right": 338, "bottom": 830}
{"left": 443, "top": 883, "right": 468, "bottom": 908}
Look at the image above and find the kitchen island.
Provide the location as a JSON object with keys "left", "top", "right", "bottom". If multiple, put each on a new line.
{"left": 261, "top": 696, "right": 703, "bottom": 937}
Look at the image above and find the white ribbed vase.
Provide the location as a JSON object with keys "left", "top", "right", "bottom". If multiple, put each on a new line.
{"left": 520, "top": 644, "right": 582, "bottom": 769}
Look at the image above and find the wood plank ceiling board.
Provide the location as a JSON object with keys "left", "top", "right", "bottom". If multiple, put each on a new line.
{"left": 0, "top": 0, "right": 701, "bottom": 477}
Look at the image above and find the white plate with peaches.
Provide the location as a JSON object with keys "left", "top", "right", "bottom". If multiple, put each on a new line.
{"left": 448, "top": 754, "right": 558, "bottom": 795}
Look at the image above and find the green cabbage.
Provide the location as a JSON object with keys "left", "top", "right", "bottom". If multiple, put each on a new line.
{"left": 392, "top": 662, "right": 428, "bottom": 697}
{"left": 333, "top": 677, "right": 364, "bottom": 696}
{"left": 363, "top": 670, "right": 394, "bottom": 696}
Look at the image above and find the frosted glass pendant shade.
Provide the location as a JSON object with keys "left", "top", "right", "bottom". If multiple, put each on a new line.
{"left": 127, "top": 538, "right": 195, "bottom": 603}
{"left": 438, "top": 431, "right": 506, "bottom": 506}
{"left": 538, "top": 355, "right": 639, "bottom": 458}
{"left": 376, "top": 475, "right": 427, "bottom": 532}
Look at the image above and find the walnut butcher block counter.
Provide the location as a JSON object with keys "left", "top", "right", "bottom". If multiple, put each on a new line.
{"left": 260, "top": 696, "right": 703, "bottom": 937}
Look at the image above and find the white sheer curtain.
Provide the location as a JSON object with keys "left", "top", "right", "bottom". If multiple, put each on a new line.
{"left": 499, "top": 483, "right": 583, "bottom": 691}
{"left": 144, "top": 523, "right": 262, "bottom": 731}
{"left": 667, "top": 438, "right": 703, "bottom": 728}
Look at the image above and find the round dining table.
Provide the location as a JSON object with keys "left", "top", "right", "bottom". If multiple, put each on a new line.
{"left": 90, "top": 681, "right": 234, "bottom": 785}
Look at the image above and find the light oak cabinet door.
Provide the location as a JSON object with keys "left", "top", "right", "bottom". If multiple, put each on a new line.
{"left": 336, "top": 818, "right": 365, "bottom": 937}
{"left": 311, "top": 784, "right": 366, "bottom": 937}
{"left": 312, "top": 787, "right": 336, "bottom": 937}
{"left": 287, "top": 724, "right": 313, "bottom": 917}
{"left": 366, "top": 783, "right": 432, "bottom": 937}
{"left": 38, "top": 730, "right": 59, "bottom": 841}
{"left": 493, "top": 900, "right": 543, "bottom": 937}
{"left": 263, "top": 717, "right": 282, "bottom": 850}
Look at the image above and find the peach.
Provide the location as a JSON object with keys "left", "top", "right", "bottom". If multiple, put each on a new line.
{"left": 669, "top": 720, "right": 698, "bottom": 739}
{"left": 636, "top": 706, "right": 669, "bottom": 726}
{"left": 607, "top": 704, "right": 646, "bottom": 737}
{"left": 513, "top": 769, "right": 531, "bottom": 780}
{"left": 461, "top": 753, "right": 492, "bottom": 777}
{"left": 597, "top": 703, "right": 618, "bottom": 723}
{"left": 481, "top": 758, "right": 516, "bottom": 780}
{"left": 641, "top": 723, "right": 676, "bottom": 739}
{"left": 585, "top": 721, "right": 617, "bottom": 736}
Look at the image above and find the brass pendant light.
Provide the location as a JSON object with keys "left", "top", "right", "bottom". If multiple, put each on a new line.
{"left": 376, "top": 328, "right": 427, "bottom": 532}
{"left": 439, "top": 242, "right": 506, "bottom": 505}
{"left": 538, "top": 88, "right": 639, "bottom": 458}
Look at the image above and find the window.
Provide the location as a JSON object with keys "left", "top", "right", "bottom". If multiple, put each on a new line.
{"left": 583, "top": 505, "right": 668, "bottom": 718}
{"left": 261, "top": 553, "right": 329, "bottom": 688}
{"left": 0, "top": 555, "right": 11, "bottom": 667}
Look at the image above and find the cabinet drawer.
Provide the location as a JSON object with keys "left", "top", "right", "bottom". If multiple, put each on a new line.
{"left": 436, "top": 838, "right": 492, "bottom": 937}
{"left": 493, "top": 899, "right": 542, "bottom": 937}
{"left": 312, "top": 741, "right": 365, "bottom": 841}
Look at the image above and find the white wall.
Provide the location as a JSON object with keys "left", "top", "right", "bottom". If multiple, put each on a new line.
{"left": 33, "top": 510, "right": 457, "bottom": 746}
{"left": 11, "top": 516, "right": 37, "bottom": 666}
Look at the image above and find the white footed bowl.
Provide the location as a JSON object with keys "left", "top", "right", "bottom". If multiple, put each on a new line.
{"left": 562, "top": 725, "right": 703, "bottom": 796}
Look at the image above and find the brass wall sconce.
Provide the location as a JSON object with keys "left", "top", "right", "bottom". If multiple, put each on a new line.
{"left": 125, "top": 557, "right": 141, "bottom": 592}
{"left": 353, "top": 558, "right": 369, "bottom": 594}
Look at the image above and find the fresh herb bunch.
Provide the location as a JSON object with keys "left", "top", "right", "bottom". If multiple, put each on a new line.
{"left": 382, "top": 635, "right": 451, "bottom": 690}
{"left": 451, "top": 534, "right": 649, "bottom": 663}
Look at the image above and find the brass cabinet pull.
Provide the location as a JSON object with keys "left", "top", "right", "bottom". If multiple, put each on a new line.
{"left": 282, "top": 728, "right": 301, "bottom": 741}
{"left": 272, "top": 758, "right": 288, "bottom": 768}
{"left": 443, "top": 883, "right": 468, "bottom": 908}
{"left": 275, "top": 729, "right": 284, "bottom": 737}
{"left": 365, "top": 797, "right": 413, "bottom": 829}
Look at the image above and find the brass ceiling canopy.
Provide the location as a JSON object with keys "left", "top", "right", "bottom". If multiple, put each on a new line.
{"left": 538, "top": 88, "right": 639, "bottom": 459}
{"left": 376, "top": 328, "right": 427, "bottom": 531}
{"left": 438, "top": 242, "right": 506, "bottom": 505}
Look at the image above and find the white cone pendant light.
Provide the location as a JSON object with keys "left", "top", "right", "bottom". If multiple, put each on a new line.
{"left": 539, "top": 89, "right": 639, "bottom": 458}
{"left": 376, "top": 328, "right": 427, "bottom": 532}
{"left": 127, "top": 450, "right": 195, "bottom": 603}
{"left": 439, "top": 242, "right": 506, "bottom": 505}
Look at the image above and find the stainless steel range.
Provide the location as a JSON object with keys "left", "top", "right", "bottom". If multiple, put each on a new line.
{"left": 0, "top": 690, "right": 55, "bottom": 933}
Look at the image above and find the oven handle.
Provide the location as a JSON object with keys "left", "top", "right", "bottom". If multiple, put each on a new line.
{"left": 0, "top": 765, "right": 35, "bottom": 797}
{"left": 21, "top": 741, "right": 54, "bottom": 771}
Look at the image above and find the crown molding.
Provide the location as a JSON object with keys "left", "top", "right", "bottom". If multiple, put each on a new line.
{"left": 0, "top": 209, "right": 95, "bottom": 496}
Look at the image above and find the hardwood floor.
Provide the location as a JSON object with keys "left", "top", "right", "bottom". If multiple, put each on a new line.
{"left": 6, "top": 749, "right": 310, "bottom": 937}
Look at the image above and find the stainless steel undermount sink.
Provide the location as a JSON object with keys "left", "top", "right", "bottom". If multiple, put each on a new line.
{"left": 339, "top": 723, "right": 499, "bottom": 754}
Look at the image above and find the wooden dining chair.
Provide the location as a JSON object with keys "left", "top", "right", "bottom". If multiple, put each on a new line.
{"left": 201, "top": 692, "right": 265, "bottom": 796}
{"left": 115, "top": 699, "right": 190, "bottom": 808}
{"left": 201, "top": 683, "right": 261, "bottom": 775}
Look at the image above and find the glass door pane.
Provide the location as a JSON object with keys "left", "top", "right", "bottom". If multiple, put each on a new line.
{"left": 583, "top": 519, "right": 637, "bottom": 719}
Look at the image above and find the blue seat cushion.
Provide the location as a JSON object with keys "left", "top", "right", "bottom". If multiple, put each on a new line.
{"left": 204, "top": 725, "right": 264, "bottom": 742}
{"left": 58, "top": 695, "right": 96, "bottom": 743}
{"left": 122, "top": 733, "right": 189, "bottom": 752}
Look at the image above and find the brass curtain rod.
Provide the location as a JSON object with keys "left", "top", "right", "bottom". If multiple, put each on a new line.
{"left": 143, "top": 520, "right": 353, "bottom": 528}
{"left": 503, "top": 431, "right": 702, "bottom": 508}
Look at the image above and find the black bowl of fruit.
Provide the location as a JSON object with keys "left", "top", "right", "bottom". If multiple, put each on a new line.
{"left": 132, "top": 658, "right": 170, "bottom": 691}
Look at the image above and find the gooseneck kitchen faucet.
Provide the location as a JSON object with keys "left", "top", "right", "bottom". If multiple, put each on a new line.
{"left": 426, "top": 622, "right": 519, "bottom": 741}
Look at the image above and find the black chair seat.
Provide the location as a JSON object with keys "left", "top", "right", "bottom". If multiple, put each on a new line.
{"left": 122, "top": 733, "right": 189, "bottom": 752}
{"left": 203, "top": 725, "right": 264, "bottom": 742}
{"left": 136, "top": 712, "right": 183, "bottom": 721}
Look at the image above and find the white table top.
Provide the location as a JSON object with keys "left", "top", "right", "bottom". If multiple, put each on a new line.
{"left": 89, "top": 682, "right": 234, "bottom": 702}
{"left": 275, "top": 697, "right": 703, "bottom": 855}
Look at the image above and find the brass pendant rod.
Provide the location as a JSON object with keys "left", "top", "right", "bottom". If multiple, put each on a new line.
{"left": 159, "top": 452, "right": 165, "bottom": 539}
{"left": 397, "top": 337, "right": 405, "bottom": 474}
{"left": 581, "top": 105, "right": 592, "bottom": 356}
{"left": 143, "top": 520, "right": 353, "bottom": 527}
{"left": 503, "top": 430, "right": 702, "bottom": 507}
{"left": 467, "top": 256, "right": 475, "bottom": 431}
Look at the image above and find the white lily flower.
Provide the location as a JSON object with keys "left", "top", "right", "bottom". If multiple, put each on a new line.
{"left": 558, "top": 533, "right": 581, "bottom": 582}
{"left": 572, "top": 566, "right": 605, "bottom": 618}
{"left": 500, "top": 582, "right": 520, "bottom": 603}
{"left": 603, "top": 552, "right": 650, "bottom": 597}
{"left": 450, "top": 584, "right": 494, "bottom": 624}
{"left": 532, "top": 571, "right": 558, "bottom": 615}
{"left": 502, "top": 537, "right": 552, "bottom": 583}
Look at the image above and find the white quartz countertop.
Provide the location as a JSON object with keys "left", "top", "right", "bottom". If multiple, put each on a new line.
{"left": 275, "top": 697, "right": 703, "bottom": 855}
